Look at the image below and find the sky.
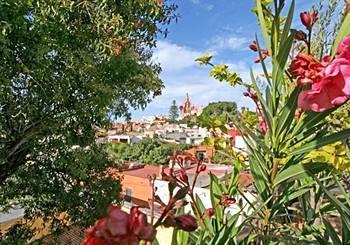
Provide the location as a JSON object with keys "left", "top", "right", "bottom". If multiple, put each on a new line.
{"left": 130, "top": 0, "right": 314, "bottom": 120}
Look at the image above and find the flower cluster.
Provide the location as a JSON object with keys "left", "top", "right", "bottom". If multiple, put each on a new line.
{"left": 300, "top": 10, "right": 318, "bottom": 30}
{"left": 288, "top": 8, "right": 350, "bottom": 112}
{"left": 244, "top": 88, "right": 268, "bottom": 135}
{"left": 84, "top": 206, "right": 156, "bottom": 245}
{"left": 249, "top": 41, "right": 269, "bottom": 63}
{"left": 290, "top": 36, "right": 350, "bottom": 112}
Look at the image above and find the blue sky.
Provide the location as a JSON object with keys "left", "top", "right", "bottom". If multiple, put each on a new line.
{"left": 130, "top": 0, "right": 314, "bottom": 120}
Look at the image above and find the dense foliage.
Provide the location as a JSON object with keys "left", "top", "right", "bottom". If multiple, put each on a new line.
{"left": 198, "top": 101, "right": 238, "bottom": 125}
{"left": 108, "top": 138, "right": 190, "bottom": 166}
{"left": 0, "top": 0, "right": 176, "bottom": 241}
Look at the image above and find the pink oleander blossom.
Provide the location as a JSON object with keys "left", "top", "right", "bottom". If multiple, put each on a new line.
{"left": 337, "top": 36, "right": 350, "bottom": 60}
{"left": 84, "top": 206, "right": 156, "bottom": 245}
{"left": 298, "top": 58, "right": 350, "bottom": 112}
{"left": 289, "top": 53, "right": 325, "bottom": 86}
{"left": 293, "top": 36, "right": 350, "bottom": 112}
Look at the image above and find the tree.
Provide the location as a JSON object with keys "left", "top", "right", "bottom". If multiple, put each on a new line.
{"left": 0, "top": 0, "right": 176, "bottom": 241}
{"left": 169, "top": 100, "right": 179, "bottom": 122}
{"left": 109, "top": 138, "right": 190, "bottom": 165}
{"left": 198, "top": 101, "right": 238, "bottom": 124}
{"left": 239, "top": 107, "right": 259, "bottom": 129}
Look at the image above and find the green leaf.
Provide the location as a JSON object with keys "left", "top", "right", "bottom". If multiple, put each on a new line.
{"left": 273, "top": 30, "right": 295, "bottom": 86}
{"left": 274, "top": 162, "right": 330, "bottom": 187}
{"left": 332, "top": 13, "right": 350, "bottom": 58}
{"left": 195, "top": 194, "right": 214, "bottom": 235}
{"left": 289, "top": 128, "right": 350, "bottom": 156}
{"left": 317, "top": 178, "right": 350, "bottom": 231}
{"left": 275, "top": 86, "right": 301, "bottom": 137}
{"left": 209, "top": 220, "right": 237, "bottom": 245}
{"left": 152, "top": 238, "right": 160, "bottom": 245}
{"left": 256, "top": 0, "right": 271, "bottom": 55}
{"left": 280, "top": 0, "right": 295, "bottom": 45}
{"left": 323, "top": 218, "right": 342, "bottom": 245}
{"left": 250, "top": 68, "right": 273, "bottom": 129}
{"left": 250, "top": 157, "right": 270, "bottom": 201}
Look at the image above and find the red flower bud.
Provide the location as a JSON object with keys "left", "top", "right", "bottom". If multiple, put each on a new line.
{"left": 243, "top": 92, "right": 249, "bottom": 97}
{"left": 205, "top": 208, "right": 215, "bottom": 217}
{"left": 197, "top": 164, "right": 206, "bottom": 173}
{"left": 249, "top": 43, "right": 258, "bottom": 52}
{"left": 295, "top": 30, "right": 306, "bottom": 41}
{"left": 179, "top": 169, "right": 188, "bottom": 183}
{"left": 300, "top": 12, "right": 312, "bottom": 29}
{"left": 311, "top": 10, "right": 318, "bottom": 24}
{"left": 174, "top": 215, "right": 198, "bottom": 232}
{"left": 226, "top": 198, "right": 236, "bottom": 205}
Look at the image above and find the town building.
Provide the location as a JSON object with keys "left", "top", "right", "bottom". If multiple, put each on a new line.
{"left": 179, "top": 93, "right": 203, "bottom": 119}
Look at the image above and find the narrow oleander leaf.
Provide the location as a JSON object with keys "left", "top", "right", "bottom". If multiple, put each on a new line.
{"left": 256, "top": 0, "right": 271, "bottom": 55}
{"left": 280, "top": 0, "right": 295, "bottom": 45}
{"left": 323, "top": 218, "right": 342, "bottom": 245}
{"left": 250, "top": 157, "right": 270, "bottom": 201}
{"left": 274, "top": 162, "right": 330, "bottom": 187}
{"left": 289, "top": 128, "right": 350, "bottom": 156}
{"left": 332, "top": 13, "right": 350, "bottom": 58}
{"left": 210, "top": 219, "right": 237, "bottom": 245}
{"left": 255, "top": 36, "right": 272, "bottom": 87}
{"left": 317, "top": 178, "right": 350, "bottom": 231}
{"left": 250, "top": 68, "right": 273, "bottom": 129}
{"left": 195, "top": 194, "right": 214, "bottom": 235}
{"left": 275, "top": 86, "right": 301, "bottom": 137}
{"left": 152, "top": 238, "right": 160, "bottom": 245}
{"left": 273, "top": 30, "right": 295, "bottom": 86}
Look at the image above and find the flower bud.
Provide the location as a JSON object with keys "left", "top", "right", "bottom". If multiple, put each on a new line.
{"left": 243, "top": 92, "right": 249, "bottom": 97}
{"left": 295, "top": 30, "right": 306, "bottom": 41}
{"left": 249, "top": 42, "right": 258, "bottom": 52}
{"left": 174, "top": 215, "right": 198, "bottom": 232}
{"left": 226, "top": 198, "right": 236, "bottom": 205}
{"left": 311, "top": 10, "right": 318, "bottom": 24}
{"left": 300, "top": 12, "right": 312, "bottom": 29}
{"left": 204, "top": 208, "right": 214, "bottom": 217}
{"left": 197, "top": 164, "right": 206, "bottom": 173}
{"left": 179, "top": 169, "right": 188, "bottom": 183}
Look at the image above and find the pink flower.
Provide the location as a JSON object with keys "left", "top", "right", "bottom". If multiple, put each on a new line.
{"left": 289, "top": 53, "right": 325, "bottom": 85}
{"left": 337, "top": 36, "right": 350, "bottom": 60}
{"left": 84, "top": 206, "right": 156, "bottom": 245}
{"left": 298, "top": 58, "right": 350, "bottom": 112}
{"left": 174, "top": 215, "right": 198, "bottom": 232}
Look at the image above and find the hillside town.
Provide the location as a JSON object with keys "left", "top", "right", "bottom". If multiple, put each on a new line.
{"left": 98, "top": 94, "right": 247, "bottom": 161}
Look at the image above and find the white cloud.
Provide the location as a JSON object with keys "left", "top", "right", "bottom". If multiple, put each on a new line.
{"left": 210, "top": 34, "right": 248, "bottom": 51}
{"left": 131, "top": 42, "right": 256, "bottom": 119}
{"left": 190, "top": 0, "right": 214, "bottom": 11}
{"left": 153, "top": 41, "right": 202, "bottom": 72}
